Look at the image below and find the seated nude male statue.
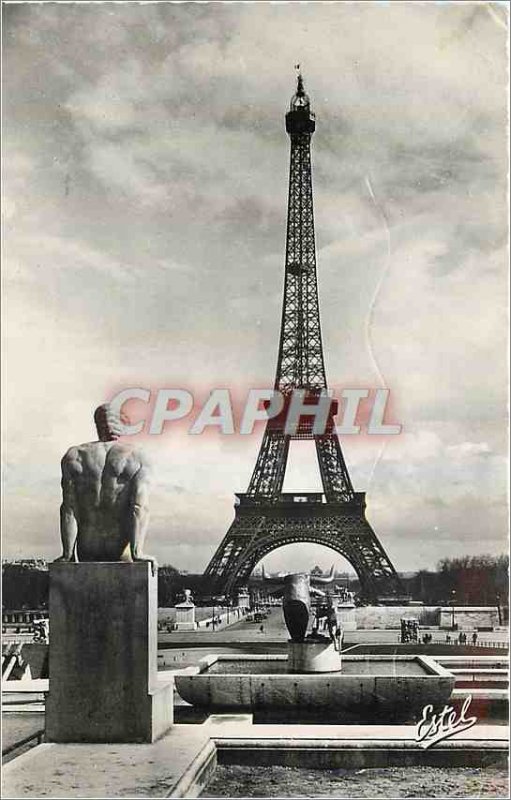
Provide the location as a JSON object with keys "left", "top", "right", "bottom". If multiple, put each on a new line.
{"left": 54, "top": 403, "right": 157, "bottom": 573}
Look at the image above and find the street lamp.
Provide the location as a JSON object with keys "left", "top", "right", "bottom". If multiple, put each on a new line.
{"left": 496, "top": 594, "right": 502, "bottom": 626}
{"left": 451, "top": 590, "right": 456, "bottom": 630}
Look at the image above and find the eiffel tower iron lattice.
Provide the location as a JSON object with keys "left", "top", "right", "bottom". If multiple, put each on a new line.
{"left": 203, "top": 73, "right": 404, "bottom": 602}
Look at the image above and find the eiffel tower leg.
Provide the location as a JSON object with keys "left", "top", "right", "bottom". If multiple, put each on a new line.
{"left": 202, "top": 512, "right": 269, "bottom": 594}
{"left": 330, "top": 516, "right": 404, "bottom": 602}
{"left": 246, "top": 431, "right": 290, "bottom": 499}
{"left": 315, "top": 434, "right": 354, "bottom": 503}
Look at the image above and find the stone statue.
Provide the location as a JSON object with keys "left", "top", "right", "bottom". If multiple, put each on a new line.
{"left": 54, "top": 403, "right": 157, "bottom": 573}
{"left": 311, "top": 596, "right": 343, "bottom": 652}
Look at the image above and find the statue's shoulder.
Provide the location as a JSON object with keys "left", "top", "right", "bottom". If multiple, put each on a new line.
{"left": 61, "top": 446, "right": 81, "bottom": 466}
{"left": 132, "top": 446, "right": 151, "bottom": 469}
{"left": 60, "top": 446, "right": 86, "bottom": 479}
{"left": 108, "top": 442, "right": 151, "bottom": 473}
{"left": 61, "top": 442, "right": 101, "bottom": 470}
{"left": 130, "top": 445, "right": 152, "bottom": 477}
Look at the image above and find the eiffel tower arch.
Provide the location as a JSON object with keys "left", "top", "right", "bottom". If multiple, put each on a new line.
{"left": 213, "top": 493, "right": 402, "bottom": 601}
{"left": 203, "top": 73, "right": 404, "bottom": 603}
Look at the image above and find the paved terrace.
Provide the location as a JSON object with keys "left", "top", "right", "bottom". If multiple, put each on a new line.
{"left": 157, "top": 608, "right": 508, "bottom": 660}
{"left": 3, "top": 608, "right": 508, "bottom": 797}
{"left": 3, "top": 715, "right": 508, "bottom": 799}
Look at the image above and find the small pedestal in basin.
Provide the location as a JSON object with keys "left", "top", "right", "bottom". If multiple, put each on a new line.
{"left": 288, "top": 640, "right": 342, "bottom": 673}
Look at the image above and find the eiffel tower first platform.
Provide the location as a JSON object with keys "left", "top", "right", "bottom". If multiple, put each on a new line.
{"left": 203, "top": 73, "right": 404, "bottom": 603}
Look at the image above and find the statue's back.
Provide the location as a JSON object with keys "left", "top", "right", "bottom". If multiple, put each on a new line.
{"left": 65, "top": 441, "right": 143, "bottom": 562}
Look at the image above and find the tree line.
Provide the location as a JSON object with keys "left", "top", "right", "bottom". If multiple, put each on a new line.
{"left": 2, "top": 555, "right": 508, "bottom": 611}
{"left": 402, "top": 555, "right": 508, "bottom": 607}
{"left": 1, "top": 562, "right": 203, "bottom": 610}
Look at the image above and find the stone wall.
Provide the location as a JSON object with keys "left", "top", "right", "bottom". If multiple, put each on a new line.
{"left": 355, "top": 606, "right": 438, "bottom": 629}
{"left": 158, "top": 605, "right": 247, "bottom": 631}
{"left": 439, "top": 607, "right": 499, "bottom": 629}
{"left": 355, "top": 605, "right": 499, "bottom": 629}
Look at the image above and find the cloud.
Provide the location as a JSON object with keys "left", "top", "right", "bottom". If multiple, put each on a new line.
{"left": 447, "top": 441, "right": 492, "bottom": 458}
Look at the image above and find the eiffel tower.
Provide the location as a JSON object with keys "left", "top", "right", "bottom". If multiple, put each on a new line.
{"left": 204, "top": 73, "right": 403, "bottom": 602}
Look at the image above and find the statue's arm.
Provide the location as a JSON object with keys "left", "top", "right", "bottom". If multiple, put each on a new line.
{"left": 129, "top": 462, "right": 157, "bottom": 574}
{"left": 55, "top": 453, "right": 78, "bottom": 562}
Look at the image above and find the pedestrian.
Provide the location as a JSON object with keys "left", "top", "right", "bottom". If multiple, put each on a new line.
{"left": 259, "top": 624, "right": 264, "bottom": 634}
{"left": 472, "top": 631, "right": 478, "bottom": 646}
{"left": 445, "top": 633, "right": 451, "bottom": 644}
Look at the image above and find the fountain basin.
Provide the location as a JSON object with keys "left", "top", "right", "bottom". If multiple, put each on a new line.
{"left": 175, "top": 654, "right": 455, "bottom": 721}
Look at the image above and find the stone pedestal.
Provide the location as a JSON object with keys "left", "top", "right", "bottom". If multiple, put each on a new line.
{"left": 174, "top": 594, "right": 196, "bottom": 631}
{"left": 287, "top": 640, "right": 342, "bottom": 673}
{"left": 46, "top": 562, "right": 173, "bottom": 743}
{"left": 337, "top": 602, "right": 357, "bottom": 631}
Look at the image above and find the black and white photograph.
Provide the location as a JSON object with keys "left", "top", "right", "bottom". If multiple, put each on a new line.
{"left": 2, "top": 1, "right": 509, "bottom": 797}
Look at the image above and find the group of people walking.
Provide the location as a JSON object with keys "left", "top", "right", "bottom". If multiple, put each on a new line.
{"left": 445, "top": 631, "right": 478, "bottom": 646}
{"left": 400, "top": 617, "right": 481, "bottom": 647}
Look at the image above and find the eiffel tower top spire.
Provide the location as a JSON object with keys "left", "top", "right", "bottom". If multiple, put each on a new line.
{"left": 286, "top": 70, "right": 315, "bottom": 136}
{"left": 290, "top": 68, "right": 311, "bottom": 111}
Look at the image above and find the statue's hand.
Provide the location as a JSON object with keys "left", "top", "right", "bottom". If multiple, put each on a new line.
{"left": 132, "top": 553, "right": 158, "bottom": 576}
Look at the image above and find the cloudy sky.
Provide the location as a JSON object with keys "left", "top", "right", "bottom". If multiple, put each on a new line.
{"left": 3, "top": 1, "right": 508, "bottom": 574}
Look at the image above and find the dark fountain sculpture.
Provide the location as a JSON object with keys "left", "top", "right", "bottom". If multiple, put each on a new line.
{"left": 263, "top": 566, "right": 343, "bottom": 671}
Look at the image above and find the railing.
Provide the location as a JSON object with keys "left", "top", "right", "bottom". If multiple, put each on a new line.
{"left": 3, "top": 611, "right": 49, "bottom": 625}
{"left": 398, "top": 634, "right": 508, "bottom": 649}
{"left": 446, "top": 639, "right": 508, "bottom": 649}
{"left": 2, "top": 729, "right": 45, "bottom": 760}
{"left": 468, "top": 640, "right": 508, "bottom": 649}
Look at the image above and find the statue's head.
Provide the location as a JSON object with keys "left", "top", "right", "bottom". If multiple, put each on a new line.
{"left": 94, "top": 403, "right": 129, "bottom": 442}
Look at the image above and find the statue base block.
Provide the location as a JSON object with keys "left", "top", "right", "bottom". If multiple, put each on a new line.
{"left": 46, "top": 562, "right": 173, "bottom": 743}
{"left": 287, "top": 639, "right": 342, "bottom": 673}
